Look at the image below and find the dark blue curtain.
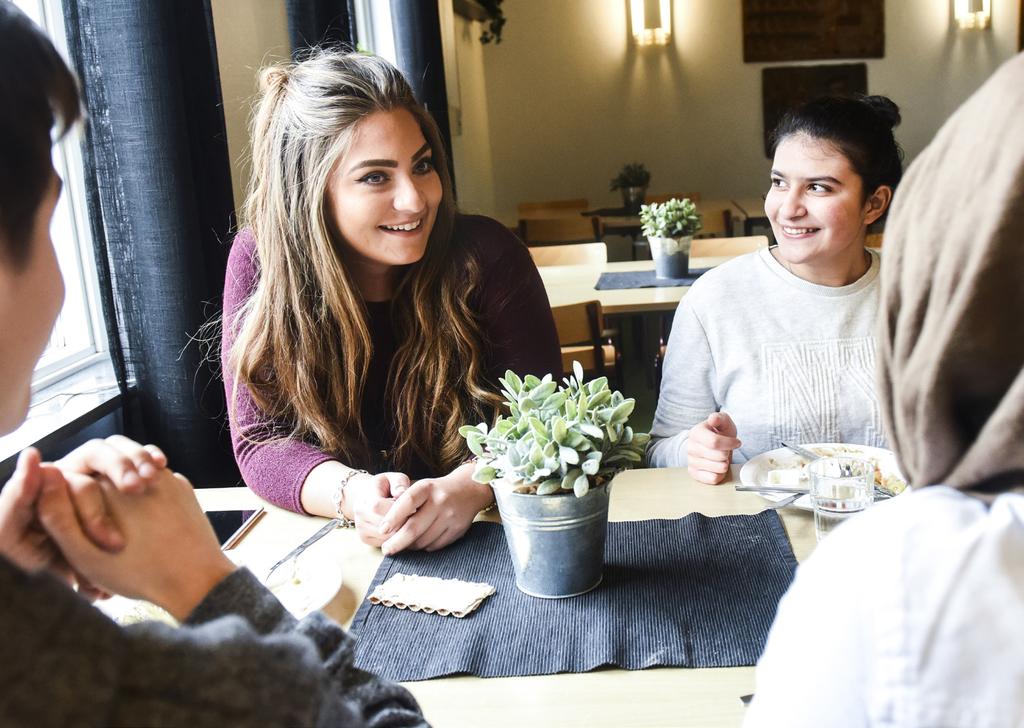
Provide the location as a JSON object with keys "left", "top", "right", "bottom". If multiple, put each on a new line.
{"left": 286, "top": 0, "right": 356, "bottom": 56}
{"left": 389, "top": 0, "right": 454, "bottom": 187}
{"left": 286, "top": 0, "right": 454, "bottom": 189}
{"left": 62, "top": 0, "right": 239, "bottom": 486}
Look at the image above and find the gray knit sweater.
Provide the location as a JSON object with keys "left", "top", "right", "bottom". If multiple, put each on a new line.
{"left": 648, "top": 247, "right": 886, "bottom": 467}
{"left": 0, "top": 556, "right": 428, "bottom": 727}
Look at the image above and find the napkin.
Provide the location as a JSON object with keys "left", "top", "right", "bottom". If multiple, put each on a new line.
{"left": 368, "top": 573, "right": 496, "bottom": 618}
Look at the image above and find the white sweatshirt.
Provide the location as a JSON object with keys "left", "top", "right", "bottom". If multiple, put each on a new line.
{"left": 647, "top": 247, "right": 886, "bottom": 467}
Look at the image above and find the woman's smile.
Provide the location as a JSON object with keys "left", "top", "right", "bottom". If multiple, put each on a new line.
{"left": 379, "top": 218, "right": 423, "bottom": 233}
{"left": 326, "top": 108, "right": 443, "bottom": 298}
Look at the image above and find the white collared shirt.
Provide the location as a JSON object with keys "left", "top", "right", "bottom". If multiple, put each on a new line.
{"left": 745, "top": 486, "right": 1024, "bottom": 727}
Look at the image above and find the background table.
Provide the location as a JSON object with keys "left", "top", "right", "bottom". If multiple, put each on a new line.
{"left": 539, "top": 258, "right": 732, "bottom": 314}
{"left": 197, "top": 467, "right": 815, "bottom": 728}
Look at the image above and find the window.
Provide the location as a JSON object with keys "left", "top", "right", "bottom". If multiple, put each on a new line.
{"left": 12, "top": 0, "right": 110, "bottom": 393}
{"left": 0, "top": 0, "right": 117, "bottom": 464}
{"left": 352, "top": 0, "right": 398, "bottom": 65}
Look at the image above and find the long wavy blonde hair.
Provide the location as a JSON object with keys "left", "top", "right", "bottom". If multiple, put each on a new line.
{"left": 228, "top": 50, "right": 500, "bottom": 474}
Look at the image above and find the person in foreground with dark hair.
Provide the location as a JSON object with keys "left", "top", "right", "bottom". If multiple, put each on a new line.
{"left": 745, "top": 53, "right": 1024, "bottom": 726}
{"left": 0, "top": 4, "right": 426, "bottom": 725}
{"left": 648, "top": 94, "right": 903, "bottom": 482}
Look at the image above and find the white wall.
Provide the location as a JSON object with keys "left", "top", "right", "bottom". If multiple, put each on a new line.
{"left": 209, "top": 0, "right": 292, "bottom": 214}
{"left": 465, "top": 0, "right": 1020, "bottom": 221}
{"left": 447, "top": 13, "right": 498, "bottom": 216}
{"left": 207, "top": 1, "right": 1020, "bottom": 223}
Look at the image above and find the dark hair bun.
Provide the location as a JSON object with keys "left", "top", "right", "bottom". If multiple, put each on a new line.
{"left": 769, "top": 93, "right": 905, "bottom": 204}
{"left": 860, "top": 95, "right": 901, "bottom": 130}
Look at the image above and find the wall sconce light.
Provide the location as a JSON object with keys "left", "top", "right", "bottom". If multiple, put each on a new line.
{"left": 630, "top": 0, "right": 672, "bottom": 46}
{"left": 954, "top": 0, "right": 991, "bottom": 29}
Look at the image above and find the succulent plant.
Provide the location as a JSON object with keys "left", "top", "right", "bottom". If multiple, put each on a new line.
{"left": 459, "top": 362, "right": 650, "bottom": 497}
{"left": 640, "top": 197, "right": 703, "bottom": 238}
{"left": 609, "top": 162, "right": 651, "bottom": 191}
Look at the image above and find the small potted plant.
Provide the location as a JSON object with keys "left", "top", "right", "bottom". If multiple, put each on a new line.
{"left": 640, "top": 197, "right": 703, "bottom": 278}
{"left": 460, "top": 362, "right": 650, "bottom": 599}
{"left": 610, "top": 162, "right": 651, "bottom": 214}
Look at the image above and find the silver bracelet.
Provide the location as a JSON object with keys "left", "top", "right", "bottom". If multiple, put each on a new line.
{"left": 331, "top": 468, "right": 368, "bottom": 528}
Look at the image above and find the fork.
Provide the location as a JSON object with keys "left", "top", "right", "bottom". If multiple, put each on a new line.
{"left": 779, "top": 440, "right": 819, "bottom": 462}
{"left": 266, "top": 518, "right": 342, "bottom": 581}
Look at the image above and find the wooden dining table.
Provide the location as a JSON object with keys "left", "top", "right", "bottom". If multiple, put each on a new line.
{"left": 196, "top": 466, "right": 816, "bottom": 728}
{"left": 537, "top": 256, "right": 732, "bottom": 315}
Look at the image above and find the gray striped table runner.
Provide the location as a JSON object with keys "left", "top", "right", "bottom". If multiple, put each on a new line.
{"left": 352, "top": 511, "right": 796, "bottom": 682}
{"left": 594, "top": 270, "right": 707, "bottom": 290}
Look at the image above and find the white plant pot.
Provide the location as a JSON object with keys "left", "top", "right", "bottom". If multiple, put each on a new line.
{"left": 648, "top": 235, "right": 692, "bottom": 278}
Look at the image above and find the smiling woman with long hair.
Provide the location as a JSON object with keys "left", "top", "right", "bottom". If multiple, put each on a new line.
{"left": 223, "top": 50, "right": 560, "bottom": 554}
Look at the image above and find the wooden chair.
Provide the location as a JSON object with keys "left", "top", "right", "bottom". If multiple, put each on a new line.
{"left": 550, "top": 300, "right": 622, "bottom": 390}
{"left": 866, "top": 232, "right": 884, "bottom": 249}
{"left": 517, "top": 198, "right": 589, "bottom": 218}
{"left": 529, "top": 242, "right": 608, "bottom": 267}
{"left": 690, "top": 235, "right": 769, "bottom": 259}
{"left": 519, "top": 216, "right": 599, "bottom": 246}
{"left": 533, "top": 243, "right": 619, "bottom": 341}
{"left": 694, "top": 203, "right": 732, "bottom": 238}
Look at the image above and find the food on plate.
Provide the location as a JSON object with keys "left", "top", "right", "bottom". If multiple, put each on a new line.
{"left": 805, "top": 445, "right": 908, "bottom": 495}
{"left": 759, "top": 445, "right": 908, "bottom": 495}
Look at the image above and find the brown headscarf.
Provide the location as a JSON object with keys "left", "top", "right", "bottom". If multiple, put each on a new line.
{"left": 878, "top": 52, "right": 1024, "bottom": 496}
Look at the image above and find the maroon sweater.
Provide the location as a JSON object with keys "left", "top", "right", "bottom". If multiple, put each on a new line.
{"left": 221, "top": 215, "right": 561, "bottom": 513}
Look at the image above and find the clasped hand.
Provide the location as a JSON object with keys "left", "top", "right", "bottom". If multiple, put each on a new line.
{"left": 0, "top": 436, "right": 236, "bottom": 620}
{"left": 0, "top": 436, "right": 167, "bottom": 576}
{"left": 344, "top": 465, "right": 491, "bottom": 555}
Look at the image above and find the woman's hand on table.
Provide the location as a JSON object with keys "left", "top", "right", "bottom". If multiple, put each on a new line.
{"left": 377, "top": 464, "right": 493, "bottom": 555}
{"left": 345, "top": 472, "right": 409, "bottom": 547}
{"left": 687, "top": 412, "right": 741, "bottom": 485}
{"left": 36, "top": 467, "right": 236, "bottom": 622}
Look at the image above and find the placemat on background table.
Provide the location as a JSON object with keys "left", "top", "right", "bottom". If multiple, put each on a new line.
{"left": 595, "top": 269, "right": 707, "bottom": 290}
{"left": 351, "top": 511, "right": 797, "bottom": 682}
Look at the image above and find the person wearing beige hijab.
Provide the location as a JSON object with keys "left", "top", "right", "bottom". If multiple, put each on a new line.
{"left": 745, "top": 52, "right": 1024, "bottom": 727}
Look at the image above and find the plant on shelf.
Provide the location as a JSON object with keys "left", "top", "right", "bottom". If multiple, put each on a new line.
{"left": 460, "top": 362, "right": 649, "bottom": 497}
{"left": 639, "top": 198, "right": 703, "bottom": 279}
{"left": 609, "top": 162, "right": 651, "bottom": 192}
{"left": 609, "top": 162, "right": 651, "bottom": 214}
{"left": 478, "top": 0, "right": 506, "bottom": 44}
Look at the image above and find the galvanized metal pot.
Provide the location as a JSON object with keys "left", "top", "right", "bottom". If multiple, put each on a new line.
{"left": 492, "top": 481, "right": 612, "bottom": 599}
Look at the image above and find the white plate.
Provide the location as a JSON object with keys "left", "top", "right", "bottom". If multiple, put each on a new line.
{"left": 96, "top": 536, "right": 344, "bottom": 625}
{"left": 230, "top": 541, "right": 344, "bottom": 619}
{"left": 739, "top": 443, "right": 908, "bottom": 511}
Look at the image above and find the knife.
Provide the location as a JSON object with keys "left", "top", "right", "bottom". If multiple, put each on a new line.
{"left": 266, "top": 518, "right": 341, "bottom": 581}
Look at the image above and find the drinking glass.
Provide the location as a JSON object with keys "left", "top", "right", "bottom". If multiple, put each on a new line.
{"left": 807, "top": 456, "right": 874, "bottom": 541}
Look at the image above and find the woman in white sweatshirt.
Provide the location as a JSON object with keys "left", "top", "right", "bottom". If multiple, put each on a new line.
{"left": 648, "top": 94, "right": 902, "bottom": 483}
